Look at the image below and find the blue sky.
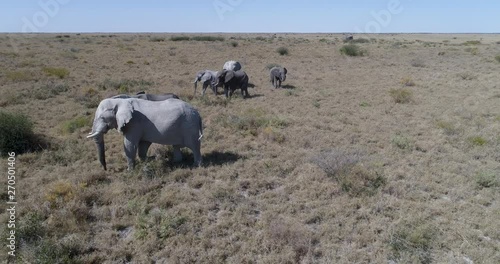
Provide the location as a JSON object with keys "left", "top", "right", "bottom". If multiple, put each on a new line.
{"left": 1, "top": 0, "right": 499, "bottom": 33}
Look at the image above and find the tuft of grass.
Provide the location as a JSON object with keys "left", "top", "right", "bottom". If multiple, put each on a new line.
{"left": 495, "top": 54, "right": 500, "bottom": 63}
{"left": 75, "top": 87, "right": 101, "bottom": 108}
{"left": 60, "top": 116, "right": 90, "bottom": 134}
{"left": 400, "top": 77, "right": 416, "bottom": 87}
{"left": 99, "top": 79, "right": 153, "bottom": 92}
{"left": 476, "top": 171, "right": 499, "bottom": 189}
{"left": 126, "top": 60, "right": 135, "bottom": 64}
{"left": 0, "top": 111, "right": 36, "bottom": 156}
{"left": 389, "top": 88, "right": 413, "bottom": 104}
{"left": 18, "top": 212, "right": 46, "bottom": 244}
{"left": 390, "top": 220, "right": 437, "bottom": 264}
{"left": 462, "top": 40, "right": 481, "bottom": 45}
{"left": 410, "top": 59, "right": 425, "bottom": 68}
{"left": 391, "top": 135, "right": 413, "bottom": 150}
{"left": 230, "top": 41, "right": 239, "bottom": 47}
{"left": 465, "top": 47, "right": 479, "bottom": 55}
{"left": 436, "top": 120, "right": 460, "bottom": 136}
{"left": 43, "top": 67, "right": 70, "bottom": 79}
{"left": 467, "top": 136, "right": 487, "bottom": 147}
{"left": 170, "top": 36, "right": 190, "bottom": 41}
{"left": 216, "top": 109, "right": 288, "bottom": 137}
{"left": 458, "top": 72, "right": 477, "bottom": 81}
{"left": 191, "top": 36, "right": 225, "bottom": 42}
{"left": 344, "top": 38, "right": 370, "bottom": 44}
{"left": 277, "top": 47, "right": 289, "bottom": 56}
{"left": 6, "top": 70, "right": 35, "bottom": 82}
{"left": 262, "top": 126, "right": 286, "bottom": 143}
{"left": 311, "top": 149, "right": 385, "bottom": 196}
{"left": 44, "top": 181, "right": 75, "bottom": 208}
{"left": 340, "top": 44, "right": 364, "bottom": 56}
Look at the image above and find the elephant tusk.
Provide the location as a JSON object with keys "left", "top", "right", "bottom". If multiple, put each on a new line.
{"left": 87, "top": 131, "right": 100, "bottom": 138}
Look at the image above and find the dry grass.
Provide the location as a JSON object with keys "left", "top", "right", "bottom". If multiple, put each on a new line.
{"left": 1, "top": 33, "right": 500, "bottom": 263}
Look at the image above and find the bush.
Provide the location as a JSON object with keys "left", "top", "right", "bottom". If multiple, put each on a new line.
{"left": 43, "top": 67, "right": 70, "bottom": 79}
{"left": 32, "top": 83, "right": 69, "bottom": 100}
{"left": 476, "top": 171, "right": 499, "bottom": 188}
{"left": 170, "top": 36, "right": 189, "bottom": 41}
{"left": 400, "top": 77, "right": 416, "bottom": 87}
{"left": 277, "top": 47, "right": 289, "bottom": 56}
{"left": 340, "top": 44, "right": 364, "bottom": 56}
{"left": 389, "top": 88, "right": 413, "bottom": 104}
{"left": 344, "top": 38, "right": 370, "bottom": 44}
{"left": 495, "top": 55, "right": 500, "bottom": 63}
{"left": 230, "top": 41, "right": 238, "bottom": 47}
{"left": 468, "top": 136, "right": 487, "bottom": 146}
{"left": 191, "top": 36, "right": 225, "bottom": 42}
{"left": 0, "top": 111, "right": 36, "bottom": 156}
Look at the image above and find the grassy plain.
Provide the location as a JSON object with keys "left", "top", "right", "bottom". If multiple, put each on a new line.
{"left": 0, "top": 33, "right": 499, "bottom": 263}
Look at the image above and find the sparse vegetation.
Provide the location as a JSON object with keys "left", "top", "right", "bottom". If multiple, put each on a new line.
{"left": 230, "top": 41, "right": 238, "bottom": 47}
{"left": 390, "top": 220, "right": 437, "bottom": 264}
{"left": 43, "top": 67, "right": 70, "bottom": 79}
{"left": 389, "top": 88, "right": 413, "bottom": 103}
{"left": 476, "top": 171, "right": 499, "bottom": 188}
{"left": 99, "top": 78, "right": 153, "bottom": 92}
{"left": 410, "top": 59, "right": 425, "bottom": 67}
{"left": 458, "top": 72, "right": 477, "bottom": 80}
{"left": 467, "top": 136, "right": 487, "bottom": 146}
{"left": 400, "top": 76, "right": 416, "bottom": 87}
{"left": 60, "top": 116, "right": 90, "bottom": 134}
{"left": 495, "top": 54, "right": 500, "bottom": 63}
{"left": 6, "top": 70, "right": 35, "bottom": 82}
{"left": 150, "top": 36, "right": 166, "bottom": 42}
{"left": 340, "top": 44, "right": 364, "bottom": 56}
{"left": 31, "top": 83, "right": 69, "bottom": 100}
{"left": 391, "top": 134, "right": 413, "bottom": 150}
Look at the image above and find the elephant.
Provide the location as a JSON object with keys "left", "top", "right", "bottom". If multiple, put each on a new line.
{"left": 193, "top": 70, "right": 219, "bottom": 96}
{"left": 111, "top": 91, "right": 179, "bottom": 100}
{"left": 269, "top": 66, "right": 288, "bottom": 88}
{"left": 87, "top": 98, "right": 203, "bottom": 171}
{"left": 223, "top": 60, "right": 242, "bottom": 71}
{"left": 213, "top": 69, "right": 250, "bottom": 99}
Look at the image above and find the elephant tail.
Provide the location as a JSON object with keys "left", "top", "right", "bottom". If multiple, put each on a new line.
{"left": 198, "top": 116, "right": 203, "bottom": 141}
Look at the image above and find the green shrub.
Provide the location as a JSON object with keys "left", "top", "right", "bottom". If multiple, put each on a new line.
{"left": 495, "top": 55, "right": 500, "bottom": 63}
{"left": 277, "top": 47, "right": 289, "bottom": 56}
{"left": 43, "top": 67, "right": 70, "bottom": 79}
{"left": 391, "top": 135, "right": 413, "bottom": 150}
{"left": 99, "top": 79, "right": 153, "bottom": 91}
{"left": 0, "top": 111, "right": 36, "bottom": 156}
{"left": 340, "top": 44, "right": 364, "bottom": 56}
{"left": 476, "top": 171, "right": 499, "bottom": 188}
{"left": 170, "top": 36, "right": 189, "bottom": 41}
{"left": 389, "top": 88, "right": 413, "bottom": 104}
{"left": 230, "top": 41, "right": 239, "bottom": 47}
{"left": 345, "top": 38, "right": 370, "bottom": 44}
{"left": 468, "top": 136, "right": 487, "bottom": 146}
{"left": 390, "top": 221, "right": 436, "bottom": 264}
{"left": 61, "top": 116, "right": 90, "bottom": 134}
{"left": 18, "top": 212, "right": 45, "bottom": 243}
{"left": 462, "top": 40, "right": 481, "bottom": 45}
{"left": 191, "top": 36, "right": 225, "bottom": 42}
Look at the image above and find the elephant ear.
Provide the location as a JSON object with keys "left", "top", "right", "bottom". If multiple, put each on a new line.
{"left": 115, "top": 100, "right": 134, "bottom": 132}
{"left": 283, "top": 68, "right": 288, "bottom": 74}
{"left": 224, "top": 70, "right": 235, "bottom": 83}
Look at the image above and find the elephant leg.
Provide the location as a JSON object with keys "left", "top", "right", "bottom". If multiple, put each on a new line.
{"left": 138, "top": 141, "right": 152, "bottom": 161}
{"left": 224, "top": 86, "right": 229, "bottom": 98}
{"left": 191, "top": 143, "right": 202, "bottom": 167}
{"left": 123, "top": 138, "right": 138, "bottom": 171}
{"left": 173, "top": 145, "right": 183, "bottom": 162}
{"left": 202, "top": 82, "right": 208, "bottom": 96}
{"left": 278, "top": 79, "right": 282, "bottom": 88}
{"left": 211, "top": 84, "right": 218, "bottom": 96}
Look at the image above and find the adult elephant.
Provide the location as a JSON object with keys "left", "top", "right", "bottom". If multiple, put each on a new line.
{"left": 193, "top": 70, "right": 218, "bottom": 96}
{"left": 269, "top": 66, "right": 288, "bottom": 88}
{"left": 87, "top": 98, "right": 203, "bottom": 171}
{"left": 112, "top": 92, "right": 179, "bottom": 100}
{"left": 223, "top": 60, "right": 242, "bottom": 71}
{"left": 213, "top": 69, "right": 250, "bottom": 99}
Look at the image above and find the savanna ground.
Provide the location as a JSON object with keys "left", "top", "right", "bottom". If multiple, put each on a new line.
{"left": 0, "top": 33, "right": 499, "bottom": 263}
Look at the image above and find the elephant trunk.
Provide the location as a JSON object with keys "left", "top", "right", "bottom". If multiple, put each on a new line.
{"left": 87, "top": 121, "right": 108, "bottom": 170}
{"left": 193, "top": 80, "right": 198, "bottom": 95}
{"left": 95, "top": 134, "right": 107, "bottom": 171}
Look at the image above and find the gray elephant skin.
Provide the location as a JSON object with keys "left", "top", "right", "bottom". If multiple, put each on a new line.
{"left": 223, "top": 61, "right": 242, "bottom": 71}
{"left": 87, "top": 98, "right": 203, "bottom": 171}
{"left": 269, "top": 66, "right": 288, "bottom": 88}
{"left": 112, "top": 92, "right": 179, "bottom": 101}
{"left": 193, "top": 70, "right": 219, "bottom": 96}
{"left": 214, "top": 69, "right": 250, "bottom": 99}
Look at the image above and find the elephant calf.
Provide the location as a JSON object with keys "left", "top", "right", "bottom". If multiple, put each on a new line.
{"left": 269, "top": 66, "right": 287, "bottom": 88}
{"left": 213, "top": 69, "right": 250, "bottom": 99}
{"left": 87, "top": 98, "right": 203, "bottom": 171}
{"left": 193, "top": 70, "right": 219, "bottom": 96}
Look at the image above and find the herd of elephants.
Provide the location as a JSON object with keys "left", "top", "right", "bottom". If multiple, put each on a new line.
{"left": 87, "top": 60, "right": 288, "bottom": 171}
